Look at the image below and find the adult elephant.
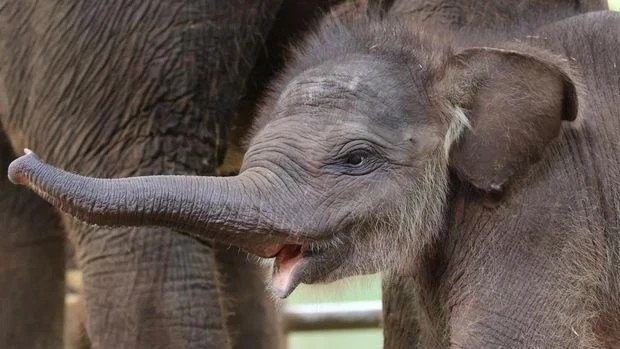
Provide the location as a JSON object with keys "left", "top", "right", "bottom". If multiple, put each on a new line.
{"left": 0, "top": 1, "right": 388, "bottom": 348}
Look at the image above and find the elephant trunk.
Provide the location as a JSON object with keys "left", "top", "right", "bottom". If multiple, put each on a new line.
{"left": 8, "top": 150, "right": 293, "bottom": 257}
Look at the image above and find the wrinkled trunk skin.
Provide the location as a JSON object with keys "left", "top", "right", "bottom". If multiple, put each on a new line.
{"left": 0, "top": 134, "right": 65, "bottom": 349}
{"left": 0, "top": 0, "right": 281, "bottom": 348}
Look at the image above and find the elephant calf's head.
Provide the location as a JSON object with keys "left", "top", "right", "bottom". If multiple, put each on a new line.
{"left": 8, "top": 18, "right": 577, "bottom": 297}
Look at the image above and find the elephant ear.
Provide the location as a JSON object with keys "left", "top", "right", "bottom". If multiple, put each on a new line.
{"left": 440, "top": 46, "right": 578, "bottom": 192}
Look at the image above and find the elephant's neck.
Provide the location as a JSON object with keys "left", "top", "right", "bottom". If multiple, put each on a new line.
{"left": 417, "top": 180, "right": 611, "bottom": 347}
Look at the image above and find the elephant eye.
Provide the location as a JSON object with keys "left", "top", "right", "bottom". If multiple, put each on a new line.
{"left": 346, "top": 152, "right": 365, "bottom": 166}
{"left": 330, "top": 143, "right": 383, "bottom": 176}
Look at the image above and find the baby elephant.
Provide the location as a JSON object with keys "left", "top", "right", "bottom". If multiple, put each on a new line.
{"left": 9, "top": 10, "right": 620, "bottom": 348}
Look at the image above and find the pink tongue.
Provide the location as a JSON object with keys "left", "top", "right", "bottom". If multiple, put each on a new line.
{"left": 273, "top": 245, "right": 303, "bottom": 294}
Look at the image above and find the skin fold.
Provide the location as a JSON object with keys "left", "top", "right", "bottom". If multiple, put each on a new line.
{"left": 9, "top": 9, "right": 620, "bottom": 349}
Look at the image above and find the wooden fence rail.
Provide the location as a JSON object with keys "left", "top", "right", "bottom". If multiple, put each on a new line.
{"left": 284, "top": 301, "right": 383, "bottom": 332}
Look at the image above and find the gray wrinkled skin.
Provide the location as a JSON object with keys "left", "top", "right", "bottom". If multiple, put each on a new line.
{"left": 0, "top": 1, "right": 279, "bottom": 347}
{"left": 3, "top": 3, "right": 618, "bottom": 349}
{"left": 390, "top": 0, "right": 607, "bottom": 31}
{"left": 0, "top": 0, "right": 392, "bottom": 347}
{"left": 380, "top": 0, "right": 608, "bottom": 346}
{"left": 11, "top": 10, "right": 620, "bottom": 346}
{"left": 0, "top": 0, "right": 338, "bottom": 348}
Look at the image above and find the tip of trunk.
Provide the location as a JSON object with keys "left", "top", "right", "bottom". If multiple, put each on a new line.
{"left": 7, "top": 150, "right": 38, "bottom": 186}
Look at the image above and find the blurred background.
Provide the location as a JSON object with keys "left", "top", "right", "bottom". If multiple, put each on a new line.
{"left": 287, "top": 275, "right": 383, "bottom": 349}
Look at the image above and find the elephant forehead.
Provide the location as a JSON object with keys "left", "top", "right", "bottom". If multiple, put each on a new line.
{"left": 273, "top": 55, "right": 409, "bottom": 126}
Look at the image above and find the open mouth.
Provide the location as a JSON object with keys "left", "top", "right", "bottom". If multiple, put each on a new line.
{"left": 271, "top": 244, "right": 311, "bottom": 298}
{"left": 263, "top": 237, "right": 344, "bottom": 298}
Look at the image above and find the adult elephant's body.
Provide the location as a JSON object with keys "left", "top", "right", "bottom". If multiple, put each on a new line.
{"left": 390, "top": 0, "right": 608, "bottom": 30}
{"left": 0, "top": 1, "right": 283, "bottom": 348}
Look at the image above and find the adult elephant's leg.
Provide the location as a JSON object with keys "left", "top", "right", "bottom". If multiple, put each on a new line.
{"left": 215, "top": 247, "right": 283, "bottom": 349}
{"left": 67, "top": 223, "right": 228, "bottom": 348}
{"left": 0, "top": 133, "right": 65, "bottom": 348}
{"left": 0, "top": 1, "right": 282, "bottom": 347}
{"left": 382, "top": 274, "right": 421, "bottom": 348}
